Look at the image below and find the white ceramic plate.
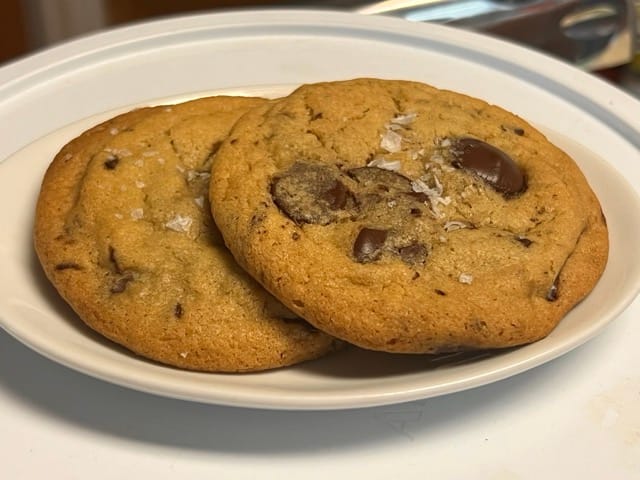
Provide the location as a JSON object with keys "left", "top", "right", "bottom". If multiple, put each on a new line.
{"left": 1, "top": 10, "right": 640, "bottom": 410}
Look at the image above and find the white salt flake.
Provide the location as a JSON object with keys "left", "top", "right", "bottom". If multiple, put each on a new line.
{"left": 176, "top": 165, "right": 185, "bottom": 173}
{"left": 411, "top": 178, "right": 442, "bottom": 197}
{"left": 165, "top": 214, "right": 192, "bottom": 233}
{"left": 63, "top": 153, "right": 73, "bottom": 161}
{"left": 130, "top": 208, "right": 144, "bottom": 220}
{"left": 194, "top": 196, "right": 205, "bottom": 208}
{"left": 391, "top": 112, "right": 417, "bottom": 125}
{"left": 458, "top": 273, "right": 474, "bottom": 285}
{"left": 164, "top": 107, "right": 173, "bottom": 113}
{"left": 135, "top": 180, "right": 145, "bottom": 188}
{"left": 367, "top": 157, "right": 401, "bottom": 172}
{"left": 142, "top": 150, "right": 159, "bottom": 157}
{"left": 134, "top": 159, "right": 144, "bottom": 167}
{"left": 157, "top": 157, "right": 165, "bottom": 165}
{"left": 387, "top": 200, "right": 397, "bottom": 208}
{"left": 114, "top": 213, "right": 123, "bottom": 219}
{"left": 444, "top": 220, "right": 469, "bottom": 232}
{"left": 380, "top": 129, "right": 402, "bottom": 153}
{"left": 109, "top": 127, "right": 119, "bottom": 135}
{"left": 179, "top": 352, "right": 189, "bottom": 358}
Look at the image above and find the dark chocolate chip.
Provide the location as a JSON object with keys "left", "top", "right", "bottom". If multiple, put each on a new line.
{"left": 452, "top": 138, "right": 526, "bottom": 197}
{"left": 546, "top": 278, "right": 559, "bottom": 301}
{"left": 410, "top": 207, "right": 422, "bottom": 217}
{"left": 270, "top": 162, "right": 354, "bottom": 225}
{"left": 353, "top": 227, "right": 388, "bottom": 263}
{"left": 103, "top": 155, "right": 119, "bottom": 170}
{"left": 55, "top": 262, "right": 82, "bottom": 271}
{"left": 435, "top": 289, "right": 447, "bottom": 296}
{"left": 174, "top": 303, "right": 183, "bottom": 318}
{"left": 397, "top": 242, "right": 428, "bottom": 265}
{"left": 515, "top": 236, "right": 533, "bottom": 247}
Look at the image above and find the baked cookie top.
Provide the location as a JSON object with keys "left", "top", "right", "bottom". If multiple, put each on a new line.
{"left": 210, "top": 78, "right": 609, "bottom": 353}
{"left": 34, "top": 96, "right": 338, "bottom": 372}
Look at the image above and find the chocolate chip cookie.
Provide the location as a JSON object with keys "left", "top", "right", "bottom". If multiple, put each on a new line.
{"left": 34, "top": 96, "right": 339, "bottom": 372}
{"left": 210, "top": 78, "right": 608, "bottom": 353}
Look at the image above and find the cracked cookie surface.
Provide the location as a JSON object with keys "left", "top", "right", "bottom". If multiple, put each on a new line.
{"left": 210, "top": 78, "right": 609, "bottom": 353}
{"left": 34, "top": 96, "right": 339, "bottom": 372}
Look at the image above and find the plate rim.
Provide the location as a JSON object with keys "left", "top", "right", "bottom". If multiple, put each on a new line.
{"left": 1, "top": 9, "right": 640, "bottom": 410}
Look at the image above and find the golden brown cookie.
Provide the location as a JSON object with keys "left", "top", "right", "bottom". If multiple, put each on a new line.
{"left": 34, "top": 95, "right": 339, "bottom": 372}
{"left": 210, "top": 78, "right": 608, "bottom": 353}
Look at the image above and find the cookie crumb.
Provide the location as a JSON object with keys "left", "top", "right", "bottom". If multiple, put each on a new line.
{"left": 130, "top": 208, "right": 144, "bottom": 220}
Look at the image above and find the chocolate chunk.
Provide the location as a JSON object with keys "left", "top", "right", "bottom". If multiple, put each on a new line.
{"left": 452, "top": 138, "right": 526, "bottom": 196}
{"left": 435, "top": 289, "right": 447, "bottom": 296}
{"left": 174, "top": 303, "right": 183, "bottom": 318}
{"left": 353, "top": 227, "right": 388, "bottom": 263}
{"left": 397, "top": 242, "right": 428, "bottom": 265}
{"left": 270, "top": 162, "right": 354, "bottom": 225}
{"left": 103, "top": 155, "right": 119, "bottom": 170}
{"left": 515, "top": 235, "right": 533, "bottom": 247}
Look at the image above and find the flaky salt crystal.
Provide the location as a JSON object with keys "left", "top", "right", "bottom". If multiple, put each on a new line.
{"left": 391, "top": 112, "right": 417, "bottom": 125}
{"left": 367, "top": 157, "right": 401, "bottom": 172}
{"left": 380, "top": 129, "right": 402, "bottom": 153}
{"left": 165, "top": 214, "right": 192, "bottom": 233}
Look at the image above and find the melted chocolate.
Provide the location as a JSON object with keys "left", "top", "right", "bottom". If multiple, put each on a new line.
{"left": 452, "top": 138, "right": 526, "bottom": 196}
{"left": 353, "top": 228, "right": 388, "bottom": 263}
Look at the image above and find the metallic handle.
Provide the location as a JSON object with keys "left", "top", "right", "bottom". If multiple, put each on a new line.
{"left": 355, "top": 0, "right": 638, "bottom": 70}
